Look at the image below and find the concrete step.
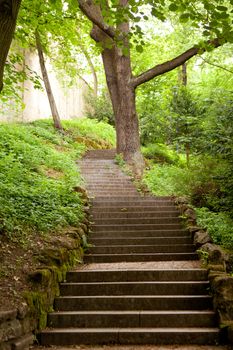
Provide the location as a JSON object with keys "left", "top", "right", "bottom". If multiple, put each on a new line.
{"left": 92, "top": 201, "right": 176, "bottom": 207}
{"left": 92, "top": 217, "right": 181, "bottom": 225}
{"left": 59, "top": 281, "right": 209, "bottom": 296}
{"left": 66, "top": 269, "right": 208, "bottom": 283}
{"left": 54, "top": 295, "right": 213, "bottom": 311}
{"left": 91, "top": 223, "right": 183, "bottom": 231}
{"left": 91, "top": 229, "right": 189, "bottom": 238}
{"left": 90, "top": 206, "right": 179, "bottom": 213}
{"left": 47, "top": 310, "right": 217, "bottom": 328}
{"left": 91, "top": 211, "right": 180, "bottom": 218}
{"left": 40, "top": 327, "right": 220, "bottom": 345}
{"left": 87, "top": 244, "right": 196, "bottom": 254}
{"left": 90, "top": 236, "right": 192, "bottom": 246}
{"left": 84, "top": 252, "right": 198, "bottom": 263}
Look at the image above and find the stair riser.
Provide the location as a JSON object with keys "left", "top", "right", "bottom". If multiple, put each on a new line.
{"left": 87, "top": 245, "right": 195, "bottom": 254}
{"left": 59, "top": 283, "right": 209, "bottom": 296}
{"left": 90, "top": 237, "right": 192, "bottom": 245}
{"left": 91, "top": 212, "right": 179, "bottom": 218}
{"left": 90, "top": 207, "right": 179, "bottom": 212}
{"left": 40, "top": 330, "right": 220, "bottom": 346}
{"left": 92, "top": 224, "right": 183, "bottom": 231}
{"left": 92, "top": 218, "right": 181, "bottom": 224}
{"left": 91, "top": 230, "right": 188, "bottom": 238}
{"left": 84, "top": 253, "right": 198, "bottom": 263}
{"left": 92, "top": 202, "right": 176, "bottom": 207}
{"left": 47, "top": 313, "right": 216, "bottom": 328}
{"left": 54, "top": 296, "right": 212, "bottom": 311}
{"left": 66, "top": 270, "right": 208, "bottom": 283}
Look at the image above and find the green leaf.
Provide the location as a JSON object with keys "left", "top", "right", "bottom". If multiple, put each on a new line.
{"left": 169, "top": 3, "right": 178, "bottom": 11}
{"left": 136, "top": 45, "right": 143, "bottom": 53}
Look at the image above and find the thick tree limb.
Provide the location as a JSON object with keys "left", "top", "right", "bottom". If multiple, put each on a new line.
{"left": 78, "top": 0, "right": 115, "bottom": 39}
{"left": 132, "top": 38, "right": 222, "bottom": 88}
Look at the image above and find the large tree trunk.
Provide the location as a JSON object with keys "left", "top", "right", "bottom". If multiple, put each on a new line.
{"left": 0, "top": 0, "right": 21, "bottom": 92}
{"left": 35, "top": 31, "right": 63, "bottom": 131}
{"left": 91, "top": 21, "right": 145, "bottom": 174}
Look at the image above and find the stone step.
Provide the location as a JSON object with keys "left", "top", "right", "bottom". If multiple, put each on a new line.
{"left": 47, "top": 310, "right": 217, "bottom": 328}
{"left": 91, "top": 211, "right": 179, "bottom": 218}
{"left": 91, "top": 196, "right": 173, "bottom": 201}
{"left": 40, "top": 327, "right": 220, "bottom": 345}
{"left": 90, "top": 236, "right": 192, "bottom": 246}
{"left": 66, "top": 269, "right": 208, "bottom": 283}
{"left": 87, "top": 244, "right": 195, "bottom": 254}
{"left": 54, "top": 295, "right": 213, "bottom": 311}
{"left": 92, "top": 217, "right": 181, "bottom": 225}
{"left": 91, "top": 229, "right": 189, "bottom": 238}
{"left": 90, "top": 206, "right": 179, "bottom": 213}
{"left": 84, "top": 252, "right": 198, "bottom": 263}
{"left": 86, "top": 185, "right": 135, "bottom": 188}
{"left": 88, "top": 192, "right": 140, "bottom": 196}
{"left": 91, "top": 223, "right": 182, "bottom": 231}
{"left": 60, "top": 281, "right": 209, "bottom": 296}
{"left": 92, "top": 201, "right": 175, "bottom": 207}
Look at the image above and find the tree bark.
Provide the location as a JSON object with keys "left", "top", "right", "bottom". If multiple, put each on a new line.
{"left": 35, "top": 31, "right": 63, "bottom": 131}
{"left": 0, "top": 0, "right": 22, "bottom": 92}
{"left": 91, "top": 16, "right": 145, "bottom": 173}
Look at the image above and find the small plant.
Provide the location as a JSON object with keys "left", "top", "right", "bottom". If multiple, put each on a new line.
{"left": 197, "top": 249, "right": 209, "bottom": 266}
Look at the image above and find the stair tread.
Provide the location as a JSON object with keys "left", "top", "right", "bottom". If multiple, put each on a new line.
{"left": 49, "top": 310, "right": 215, "bottom": 315}
{"left": 42, "top": 327, "right": 219, "bottom": 332}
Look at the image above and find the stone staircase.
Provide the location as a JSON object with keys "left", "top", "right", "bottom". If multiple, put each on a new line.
{"left": 40, "top": 149, "right": 221, "bottom": 346}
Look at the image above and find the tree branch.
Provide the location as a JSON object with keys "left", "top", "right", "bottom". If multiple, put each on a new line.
{"left": 78, "top": 0, "right": 115, "bottom": 39}
{"left": 132, "top": 38, "right": 222, "bottom": 88}
{"left": 200, "top": 56, "right": 233, "bottom": 75}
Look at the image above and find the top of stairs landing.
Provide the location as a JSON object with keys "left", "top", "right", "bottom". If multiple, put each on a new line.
{"left": 84, "top": 149, "right": 116, "bottom": 160}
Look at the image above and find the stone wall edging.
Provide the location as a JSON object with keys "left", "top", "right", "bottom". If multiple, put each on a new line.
{"left": 0, "top": 190, "right": 90, "bottom": 350}
{"left": 175, "top": 196, "right": 233, "bottom": 344}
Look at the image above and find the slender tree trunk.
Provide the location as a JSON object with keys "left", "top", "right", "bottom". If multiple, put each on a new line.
{"left": 0, "top": 0, "right": 22, "bottom": 92}
{"left": 179, "top": 63, "right": 187, "bottom": 86}
{"left": 185, "top": 143, "right": 190, "bottom": 166}
{"left": 77, "top": 38, "right": 98, "bottom": 96}
{"left": 35, "top": 31, "right": 63, "bottom": 131}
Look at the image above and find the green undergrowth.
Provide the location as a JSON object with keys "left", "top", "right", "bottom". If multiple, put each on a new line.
{"left": 143, "top": 152, "right": 233, "bottom": 250}
{"left": 0, "top": 118, "right": 115, "bottom": 244}
{"left": 142, "top": 143, "right": 185, "bottom": 166}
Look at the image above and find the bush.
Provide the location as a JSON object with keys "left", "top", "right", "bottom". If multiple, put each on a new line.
{"left": 85, "top": 91, "right": 115, "bottom": 126}
{"left": 142, "top": 143, "right": 182, "bottom": 165}
{"left": 196, "top": 207, "right": 233, "bottom": 250}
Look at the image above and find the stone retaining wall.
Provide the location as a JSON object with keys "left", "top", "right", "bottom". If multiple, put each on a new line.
{"left": 0, "top": 191, "right": 90, "bottom": 350}
{"left": 175, "top": 197, "right": 233, "bottom": 343}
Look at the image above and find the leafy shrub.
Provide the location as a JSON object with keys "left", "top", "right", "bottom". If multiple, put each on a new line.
{"left": 142, "top": 143, "right": 182, "bottom": 165}
{"left": 85, "top": 91, "right": 115, "bottom": 126}
{"left": 196, "top": 207, "right": 233, "bottom": 250}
